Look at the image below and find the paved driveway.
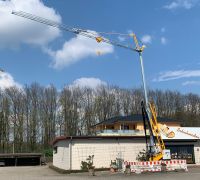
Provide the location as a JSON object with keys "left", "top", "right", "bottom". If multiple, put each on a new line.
{"left": 0, "top": 166, "right": 200, "bottom": 180}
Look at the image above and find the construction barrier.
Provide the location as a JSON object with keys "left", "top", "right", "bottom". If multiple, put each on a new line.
{"left": 162, "top": 159, "right": 188, "bottom": 172}
{"left": 123, "top": 159, "right": 188, "bottom": 174}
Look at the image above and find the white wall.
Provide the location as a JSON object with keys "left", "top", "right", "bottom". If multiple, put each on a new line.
{"left": 53, "top": 140, "right": 70, "bottom": 170}
{"left": 71, "top": 138, "right": 145, "bottom": 170}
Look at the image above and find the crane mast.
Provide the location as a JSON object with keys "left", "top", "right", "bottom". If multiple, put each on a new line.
{"left": 12, "top": 10, "right": 166, "bottom": 161}
{"left": 131, "top": 37, "right": 166, "bottom": 161}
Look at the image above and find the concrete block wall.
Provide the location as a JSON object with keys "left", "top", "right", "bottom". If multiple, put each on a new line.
{"left": 71, "top": 139, "right": 145, "bottom": 170}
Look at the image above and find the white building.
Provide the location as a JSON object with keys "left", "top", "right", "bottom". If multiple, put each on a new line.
{"left": 52, "top": 127, "right": 200, "bottom": 170}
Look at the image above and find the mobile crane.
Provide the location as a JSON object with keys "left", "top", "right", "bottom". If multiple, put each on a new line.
{"left": 12, "top": 11, "right": 168, "bottom": 161}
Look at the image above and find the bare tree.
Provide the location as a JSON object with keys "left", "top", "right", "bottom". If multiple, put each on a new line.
{"left": 0, "top": 82, "right": 200, "bottom": 154}
{"left": 41, "top": 85, "right": 57, "bottom": 148}
{"left": 5, "top": 86, "right": 26, "bottom": 153}
{"left": 0, "top": 91, "right": 10, "bottom": 153}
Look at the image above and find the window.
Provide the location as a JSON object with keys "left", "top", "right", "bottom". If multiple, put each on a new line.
{"left": 121, "top": 124, "right": 129, "bottom": 130}
{"left": 53, "top": 146, "right": 57, "bottom": 154}
{"left": 124, "top": 125, "right": 129, "bottom": 130}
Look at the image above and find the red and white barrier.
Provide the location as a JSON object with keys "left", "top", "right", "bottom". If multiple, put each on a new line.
{"left": 162, "top": 160, "right": 188, "bottom": 172}
{"left": 124, "top": 159, "right": 188, "bottom": 174}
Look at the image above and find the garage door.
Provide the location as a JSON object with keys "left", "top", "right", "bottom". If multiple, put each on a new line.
{"left": 166, "top": 145, "right": 194, "bottom": 164}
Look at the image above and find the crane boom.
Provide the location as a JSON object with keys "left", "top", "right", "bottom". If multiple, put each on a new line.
{"left": 11, "top": 11, "right": 138, "bottom": 52}
{"left": 12, "top": 10, "right": 167, "bottom": 161}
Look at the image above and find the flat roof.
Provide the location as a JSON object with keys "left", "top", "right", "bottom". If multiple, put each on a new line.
{"left": 0, "top": 153, "right": 42, "bottom": 158}
{"left": 52, "top": 135, "right": 147, "bottom": 145}
{"left": 52, "top": 134, "right": 198, "bottom": 145}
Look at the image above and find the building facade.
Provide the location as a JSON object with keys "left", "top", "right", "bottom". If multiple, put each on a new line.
{"left": 93, "top": 114, "right": 180, "bottom": 136}
{"left": 53, "top": 128, "right": 200, "bottom": 170}
{"left": 52, "top": 115, "right": 200, "bottom": 170}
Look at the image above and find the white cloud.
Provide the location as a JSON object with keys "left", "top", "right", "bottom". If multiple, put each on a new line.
{"left": 48, "top": 31, "right": 114, "bottom": 69}
{"left": 153, "top": 69, "right": 200, "bottom": 82}
{"left": 70, "top": 77, "right": 107, "bottom": 89}
{"left": 161, "top": 37, "right": 167, "bottom": 45}
{"left": 0, "top": 0, "right": 61, "bottom": 48}
{"left": 0, "top": 0, "right": 114, "bottom": 69}
{"left": 141, "top": 35, "right": 152, "bottom": 44}
{"left": 182, "top": 80, "right": 200, "bottom": 86}
{"left": 0, "top": 71, "right": 22, "bottom": 90}
{"left": 164, "top": 0, "right": 199, "bottom": 10}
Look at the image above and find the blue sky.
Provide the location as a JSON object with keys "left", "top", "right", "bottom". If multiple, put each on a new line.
{"left": 0, "top": 0, "right": 200, "bottom": 94}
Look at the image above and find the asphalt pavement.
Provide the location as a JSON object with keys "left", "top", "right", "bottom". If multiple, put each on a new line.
{"left": 0, "top": 166, "right": 200, "bottom": 180}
